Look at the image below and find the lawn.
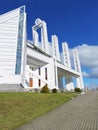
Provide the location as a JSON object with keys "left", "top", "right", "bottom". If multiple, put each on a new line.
{"left": 0, "top": 92, "right": 78, "bottom": 130}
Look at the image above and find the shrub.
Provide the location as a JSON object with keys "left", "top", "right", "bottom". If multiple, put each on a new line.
{"left": 40, "top": 84, "right": 49, "bottom": 93}
{"left": 61, "top": 89, "right": 64, "bottom": 93}
{"left": 75, "top": 87, "right": 81, "bottom": 92}
{"left": 52, "top": 88, "right": 57, "bottom": 93}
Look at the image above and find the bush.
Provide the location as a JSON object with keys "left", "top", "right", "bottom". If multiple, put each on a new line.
{"left": 52, "top": 88, "right": 57, "bottom": 93}
{"left": 75, "top": 87, "right": 81, "bottom": 92}
{"left": 61, "top": 89, "right": 64, "bottom": 93}
{"left": 40, "top": 84, "right": 49, "bottom": 93}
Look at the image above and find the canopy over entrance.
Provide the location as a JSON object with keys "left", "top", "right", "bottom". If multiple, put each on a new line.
{"left": 27, "top": 42, "right": 51, "bottom": 70}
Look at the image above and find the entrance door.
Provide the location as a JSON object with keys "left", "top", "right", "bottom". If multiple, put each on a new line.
{"left": 29, "top": 78, "right": 33, "bottom": 87}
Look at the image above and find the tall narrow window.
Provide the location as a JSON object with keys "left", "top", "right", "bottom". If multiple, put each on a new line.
{"left": 45, "top": 67, "right": 48, "bottom": 80}
{"left": 38, "top": 68, "right": 41, "bottom": 87}
{"left": 38, "top": 68, "right": 41, "bottom": 75}
{"left": 15, "top": 6, "right": 25, "bottom": 74}
{"left": 38, "top": 79, "right": 41, "bottom": 87}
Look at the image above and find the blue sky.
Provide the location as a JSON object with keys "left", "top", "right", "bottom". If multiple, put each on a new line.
{"left": 0, "top": 0, "right": 98, "bottom": 89}
{"left": 0, "top": 0, "right": 98, "bottom": 47}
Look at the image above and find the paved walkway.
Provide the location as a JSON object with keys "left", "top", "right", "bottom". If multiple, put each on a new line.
{"left": 17, "top": 91, "right": 98, "bottom": 130}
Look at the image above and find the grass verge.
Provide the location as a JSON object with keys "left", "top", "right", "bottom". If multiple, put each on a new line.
{"left": 0, "top": 92, "right": 78, "bottom": 130}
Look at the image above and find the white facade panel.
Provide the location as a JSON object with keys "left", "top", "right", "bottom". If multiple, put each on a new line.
{"left": 0, "top": 6, "right": 27, "bottom": 86}
{"left": 33, "top": 69, "right": 39, "bottom": 88}
{"left": 0, "top": 75, "right": 21, "bottom": 84}
{"left": 0, "top": 9, "right": 19, "bottom": 23}
{"left": 47, "top": 60, "right": 56, "bottom": 89}
{"left": 0, "top": 11, "right": 19, "bottom": 77}
{"left": 0, "top": 61, "right": 15, "bottom": 66}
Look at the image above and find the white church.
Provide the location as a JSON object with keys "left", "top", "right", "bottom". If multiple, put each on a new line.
{"left": 0, "top": 6, "right": 84, "bottom": 92}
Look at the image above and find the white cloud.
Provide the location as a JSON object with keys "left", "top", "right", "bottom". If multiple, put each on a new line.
{"left": 76, "top": 44, "right": 98, "bottom": 68}
{"left": 82, "top": 71, "right": 91, "bottom": 78}
{"left": 70, "top": 44, "right": 98, "bottom": 79}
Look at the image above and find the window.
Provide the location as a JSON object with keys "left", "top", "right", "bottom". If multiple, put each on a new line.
{"left": 30, "top": 66, "right": 33, "bottom": 70}
{"left": 45, "top": 67, "right": 48, "bottom": 80}
{"left": 38, "top": 68, "right": 41, "bottom": 75}
{"left": 15, "top": 6, "right": 25, "bottom": 74}
{"left": 38, "top": 79, "right": 41, "bottom": 87}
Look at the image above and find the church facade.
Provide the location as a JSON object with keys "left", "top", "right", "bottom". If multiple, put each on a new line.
{"left": 0, "top": 6, "right": 84, "bottom": 91}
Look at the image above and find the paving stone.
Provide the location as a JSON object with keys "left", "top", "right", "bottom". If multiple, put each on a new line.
{"left": 16, "top": 91, "right": 98, "bottom": 130}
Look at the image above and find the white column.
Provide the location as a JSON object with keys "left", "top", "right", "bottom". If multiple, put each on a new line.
{"left": 52, "top": 35, "right": 60, "bottom": 61}
{"left": 62, "top": 42, "right": 74, "bottom": 91}
{"left": 54, "top": 59, "right": 59, "bottom": 88}
{"left": 32, "top": 18, "right": 49, "bottom": 54}
{"left": 58, "top": 76, "right": 63, "bottom": 89}
{"left": 66, "top": 76, "right": 74, "bottom": 91}
{"left": 69, "top": 77, "right": 74, "bottom": 91}
{"left": 73, "top": 49, "right": 84, "bottom": 90}
{"left": 32, "top": 27, "right": 39, "bottom": 46}
{"left": 62, "top": 42, "right": 71, "bottom": 68}
{"left": 41, "top": 21, "right": 49, "bottom": 54}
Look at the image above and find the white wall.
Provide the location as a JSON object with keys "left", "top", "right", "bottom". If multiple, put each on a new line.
{"left": 0, "top": 6, "right": 26, "bottom": 85}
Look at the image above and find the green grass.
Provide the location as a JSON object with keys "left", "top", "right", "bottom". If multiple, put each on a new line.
{"left": 0, "top": 92, "right": 78, "bottom": 130}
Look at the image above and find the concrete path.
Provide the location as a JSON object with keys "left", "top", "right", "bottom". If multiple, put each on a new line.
{"left": 17, "top": 91, "right": 98, "bottom": 130}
